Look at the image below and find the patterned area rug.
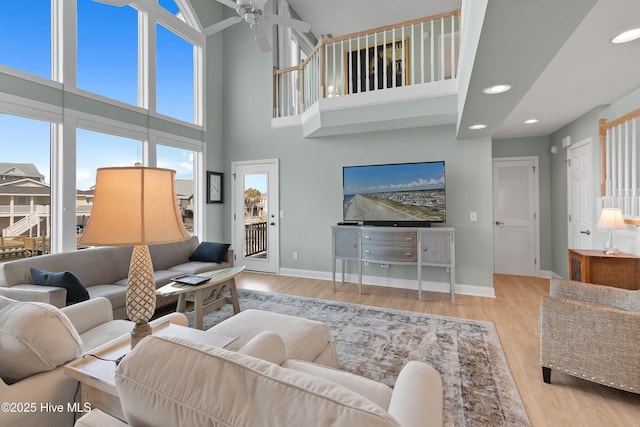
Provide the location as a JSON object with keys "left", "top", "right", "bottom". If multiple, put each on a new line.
{"left": 187, "top": 289, "right": 531, "bottom": 427}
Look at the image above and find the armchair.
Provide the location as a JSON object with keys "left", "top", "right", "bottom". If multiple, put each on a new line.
{"left": 540, "top": 279, "right": 640, "bottom": 393}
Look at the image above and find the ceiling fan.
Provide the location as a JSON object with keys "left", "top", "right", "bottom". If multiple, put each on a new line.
{"left": 204, "top": 0, "right": 311, "bottom": 52}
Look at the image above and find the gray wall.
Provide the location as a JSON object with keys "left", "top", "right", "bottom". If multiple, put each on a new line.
{"left": 217, "top": 22, "right": 495, "bottom": 289}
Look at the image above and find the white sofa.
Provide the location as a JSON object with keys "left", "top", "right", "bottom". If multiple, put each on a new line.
{"left": 74, "top": 333, "right": 443, "bottom": 427}
{"left": 0, "top": 237, "right": 232, "bottom": 319}
{"left": 0, "top": 295, "right": 187, "bottom": 427}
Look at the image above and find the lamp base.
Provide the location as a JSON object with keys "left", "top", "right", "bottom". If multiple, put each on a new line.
{"left": 130, "top": 321, "right": 152, "bottom": 349}
{"left": 604, "top": 248, "right": 620, "bottom": 255}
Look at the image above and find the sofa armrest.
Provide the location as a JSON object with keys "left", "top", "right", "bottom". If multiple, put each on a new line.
{"left": 540, "top": 296, "right": 640, "bottom": 391}
{"left": 224, "top": 249, "right": 234, "bottom": 266}
{"left": 62, "top": 297, "right": 113, "bottom": 334}
{"left": 0, "top": 284, "right": 66, "bottom": 308}
{"left": 238, "top": 331, "right": 287, "bottom": 365}
{"left": 74, "top": 409, "right": 128, "bottom": 427}
{"left": 550, "top": 279, "right": 640, "bottom": 312}
{"left": 150, "top": 312, "right": 188, "bottom": 328}
{"left": 388, "top": 361, "right": 443, "bottom": 427}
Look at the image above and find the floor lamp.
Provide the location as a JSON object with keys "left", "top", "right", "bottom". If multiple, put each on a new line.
{"left": 596, "top": 208, "right": 626, "bottom": 255}
{"left": 79, "top": 166, "right": 190, "bottom": 348}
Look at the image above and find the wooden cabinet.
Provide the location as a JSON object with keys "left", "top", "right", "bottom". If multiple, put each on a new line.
{"left": 331, "top": 225, "right": 455, "bottom": 303}
{"left": 568, "top": 249, "right": 640, "bottom": 290}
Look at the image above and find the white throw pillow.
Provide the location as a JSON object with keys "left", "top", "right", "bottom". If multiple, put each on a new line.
{"left": 0, "top": 296, "right": 82, "bottom": 384}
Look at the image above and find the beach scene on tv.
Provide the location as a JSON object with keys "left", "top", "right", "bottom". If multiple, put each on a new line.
{"left": 343, "top": 161, "right": 446, "bottom": 223}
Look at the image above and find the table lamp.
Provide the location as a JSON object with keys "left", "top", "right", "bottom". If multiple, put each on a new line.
{"left": 79, "top": 166, "right": 190, "bottom": 348}
{"left": 596, "top": 208, "right": 626, "bottom": 255}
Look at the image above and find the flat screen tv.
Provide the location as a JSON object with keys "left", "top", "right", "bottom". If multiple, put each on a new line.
{"left": 342, "top": 161, "right": 446, "bottom": 226}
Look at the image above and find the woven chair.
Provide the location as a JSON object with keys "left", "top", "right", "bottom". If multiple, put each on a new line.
{"left": 540, "top": 279, "right": 640, "bottom": 394}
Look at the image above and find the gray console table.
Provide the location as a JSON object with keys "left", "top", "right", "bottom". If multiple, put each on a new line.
{"left": 331, "top": 225, "right": 456, "bottom": 303}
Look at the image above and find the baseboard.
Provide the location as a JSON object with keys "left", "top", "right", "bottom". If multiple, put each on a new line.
{"left": 278, "top": 267, "right": 496, "bottom": 298}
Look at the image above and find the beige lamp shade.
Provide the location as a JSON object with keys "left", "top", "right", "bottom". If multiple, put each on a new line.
{"left": 596, "top": 208, "right": 626, "bottom": 230}
{"left": 79, "top": 166, "right": 190, "bottom": 246}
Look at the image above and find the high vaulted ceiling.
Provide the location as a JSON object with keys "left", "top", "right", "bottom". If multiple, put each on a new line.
{"left": 286, "top": 0, "right": 640, "bottom": 140}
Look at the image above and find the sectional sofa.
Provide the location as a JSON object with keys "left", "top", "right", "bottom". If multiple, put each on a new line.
{"left": 0, "top": 236, "right": 232, "bottom": 319}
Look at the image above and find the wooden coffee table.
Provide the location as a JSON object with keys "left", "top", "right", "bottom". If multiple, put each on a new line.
{"left": 64, "top": 321, "right": 237, "bottom": 421}
{"left": 156, "top": 266, "right": 245, "bottom": 329}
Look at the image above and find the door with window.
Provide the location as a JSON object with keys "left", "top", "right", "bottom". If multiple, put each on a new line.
{"left": 493, "top": 157, "right": 539, "bottom": 276}
{"left": 231, "top": 160, "right": 279, "bottom": 273}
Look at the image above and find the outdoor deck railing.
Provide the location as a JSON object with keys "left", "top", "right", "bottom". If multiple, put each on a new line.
{"left": 273, "top": 9, "right": 460, "bottom": 118}
{"left": 244, "top": 221, "right": 267, "bottom": 257}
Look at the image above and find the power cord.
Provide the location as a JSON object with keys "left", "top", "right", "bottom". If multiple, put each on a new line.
{"left": 83, "top": 353, "right": 127, "bottom": 366}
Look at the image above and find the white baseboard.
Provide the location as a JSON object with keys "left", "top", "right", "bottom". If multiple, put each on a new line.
{"left": 278, "top": 268, "right": 496, "bottom": 298}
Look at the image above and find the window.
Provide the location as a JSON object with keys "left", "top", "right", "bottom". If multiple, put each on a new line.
{"left": 0, "top": 0, "right": 51, "bottom": 79}
{"left": 77, "top": 0, "right": 138, "bottom": 105}
{"left": 76, "top": 129, "right": 142, "bottom": 235}
{"left": 157, "top": 144, "right": 194, "bottom": 233}
{"left": 0, "top": 114, "right": 52, "bottom": 243}
{"left": 156, "top": 24, "right": 194, "bottom": 123}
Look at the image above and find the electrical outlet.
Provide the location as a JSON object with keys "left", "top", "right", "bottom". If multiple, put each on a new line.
{"left": 292, "top": 251, "right": 298, "bottom": 260}
{"left": 470, "top": 211, "right": 477, "bottom": 222}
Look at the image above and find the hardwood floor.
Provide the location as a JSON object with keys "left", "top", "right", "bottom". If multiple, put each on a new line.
{"left": 234, "top": 272, "right": 640, "bottom": 427}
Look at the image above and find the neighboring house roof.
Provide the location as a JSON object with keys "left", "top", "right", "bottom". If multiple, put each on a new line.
{"left": 0, "top": 178, "right": 51, "bottom": 196}
{"left": 175, "top": 179, "right": 193, "bottom": 199}
{"left": 0, "top": 163, "right": 45, "bottom": 182}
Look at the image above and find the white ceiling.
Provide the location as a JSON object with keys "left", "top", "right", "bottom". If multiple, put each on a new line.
{"left": 285, "top": 0, "right": 640, "bottom": 139}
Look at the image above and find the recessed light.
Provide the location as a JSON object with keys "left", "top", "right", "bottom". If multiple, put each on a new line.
{"left": 482, "top": 84, "right": 512, "bottom": 95}
{"left": 524, "top": 119, "right": 539, "bottom": 124}
{"left": 611, "top": 28, "right": 640, "bottom": 44}
{"left": 469, "top": 124, "right": 487, "bottom": 130}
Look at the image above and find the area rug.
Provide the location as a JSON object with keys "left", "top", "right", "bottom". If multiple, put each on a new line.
{"left": 187, "top": 289, "right": 531, "bottom": 427}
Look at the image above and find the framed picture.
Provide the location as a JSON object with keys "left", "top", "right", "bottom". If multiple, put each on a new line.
{"left": 344, "top": 38, "right": 410, "bottom": 94}
{"left": 207, "top": 171, "right": 223, "bottom": 203}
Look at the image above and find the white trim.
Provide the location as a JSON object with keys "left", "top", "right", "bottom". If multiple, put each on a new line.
{"left": 279, "top": 267, "right": 496, "bottom": 298}
{"left": 0, "top": 66, "right": 61, "bottom": 89}
{"left": 0, "top": 92, "right": 62, "bottom": 122}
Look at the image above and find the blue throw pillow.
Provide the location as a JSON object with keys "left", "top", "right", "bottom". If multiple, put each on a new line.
{"left": 189, "top": 242, "right": 230, "bottom": 263}
{"left": 30, "top": 268, "right": 90, "bottom": 304}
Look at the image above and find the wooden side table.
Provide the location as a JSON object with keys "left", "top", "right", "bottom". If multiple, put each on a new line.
{"left": 64, "top": 322, "right": 236, "bottom": 421}
{"left": 568, "top": 249, "right": 640, "bottom": 290}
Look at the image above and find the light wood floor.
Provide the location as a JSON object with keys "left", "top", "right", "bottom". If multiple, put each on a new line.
{"left": 234, "top": 272, "right": 640, "bottom": 427}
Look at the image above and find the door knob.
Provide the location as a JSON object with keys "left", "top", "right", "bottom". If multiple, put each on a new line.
{"left": 270, "top": 222, "right": 276, "bottom": 226}
{"left": 495, "top": 221, "right": 504, "bottom": 226}
{"left": 580, "top": 229, "right": 591, "bottom": 235}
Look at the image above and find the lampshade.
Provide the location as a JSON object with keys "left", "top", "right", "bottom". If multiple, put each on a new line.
{"left": 79, "top": 166, "right": 190, "bottom": 246}
{"left": 596, "top": 208, "right": 626, "bottom": 230}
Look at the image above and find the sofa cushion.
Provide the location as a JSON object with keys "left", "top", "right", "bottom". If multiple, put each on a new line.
{"left": 189, "top": 242, "right": 230, "bottom": 263}
{"left": 30, "top": 268, "right": 90, "bottom": 304}
{"left": 0, "top": 296, "right": 82, "bottom": 384}
{"left": 115, "top": 336, "right": 400, "bottom": 427}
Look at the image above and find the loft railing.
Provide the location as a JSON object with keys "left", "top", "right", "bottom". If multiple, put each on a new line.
{"left": 273, "top": 9, "right": 460, "bottom": 118}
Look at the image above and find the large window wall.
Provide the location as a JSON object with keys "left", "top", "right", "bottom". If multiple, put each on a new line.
{"left": 0, "top": 0, "right": 207, "bottom": 253}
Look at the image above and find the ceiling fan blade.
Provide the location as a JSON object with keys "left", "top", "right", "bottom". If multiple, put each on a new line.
{"left": 93, "top": 0, "right": 130, "bottom": 6}
{"left": 215, "top": 0, "right": 239, "bottom": 10}
{"left": 253, "top": 25, "right": 272, "bottom": 52}
{"left": 265, "top": 13, "right": 311, "bottom": 33}
{"left": 203, "top": 16, "right": 242, "bottom": 36}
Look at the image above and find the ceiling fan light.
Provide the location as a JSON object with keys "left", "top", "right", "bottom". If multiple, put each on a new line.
{"left": 611, "top": 28, "right": 640, "bottom": 44}
{"left": 524, "top": 119, "right": 539, "bottom": 124}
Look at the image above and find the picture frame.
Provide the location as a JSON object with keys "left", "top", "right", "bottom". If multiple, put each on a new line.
{"left": 344, "top": 38, "right": 410, "bottom": 94}
{"left": 207, "top": 171, "right": 223, "bottom": 203}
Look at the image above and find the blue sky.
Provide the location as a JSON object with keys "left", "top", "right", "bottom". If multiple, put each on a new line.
{"left": 343, "top": 161, "right": 445, "bottom": 195}
{"left": 1, "top": 0, "right": 194, "bottom": 190}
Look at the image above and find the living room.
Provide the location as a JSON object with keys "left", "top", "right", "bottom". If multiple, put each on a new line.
{"left": 1, "top": 0, "right": 640, "bottom": 426}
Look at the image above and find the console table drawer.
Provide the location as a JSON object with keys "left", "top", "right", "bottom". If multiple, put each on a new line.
{"left": 361, "top": 231, "right": 415, "bottom": 246}
{"left": 362, "top": 246, "right": 417, "bottom": 262}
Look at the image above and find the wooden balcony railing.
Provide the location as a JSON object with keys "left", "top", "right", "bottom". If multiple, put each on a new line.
{"left": 273, "top": 9, "right": 460, "bottom": 118}
{"left": 244, "top": 221, "right": 267, "bottom": 257}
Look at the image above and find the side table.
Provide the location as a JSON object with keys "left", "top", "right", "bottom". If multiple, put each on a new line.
{"left": 64, "top": 321, "right": 236, "bottom": 421}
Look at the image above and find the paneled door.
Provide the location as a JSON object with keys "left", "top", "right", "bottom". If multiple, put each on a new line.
{"left": 567, "top": 138, "right": 593, "bottom": 249}
{"left": 231, "top": 159, "right": 279, "bottom": 273}
{"left": 493, "top": 157, "right": 539, "bottom": 276}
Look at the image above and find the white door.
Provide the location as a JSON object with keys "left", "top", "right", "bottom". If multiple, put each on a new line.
{"left": 493, "top": 157, "right": 539, "bottom": 276}
{"left": 231, "top": 159, "right": 279, "bottom": 273}
{"left": 567, "top": 139, "right": 593, "bottom": 249}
